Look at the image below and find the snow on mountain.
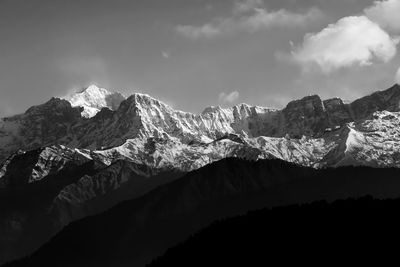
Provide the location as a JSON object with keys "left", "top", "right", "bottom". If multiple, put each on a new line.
{"left": 337, "top": 111, "right": 400, "bottom": 167}
{"left": 2, "top": 83, "right": 400, "bottom": 264}
{"left": 2, "top": 84, "right": 400, "bottom": 169}
{"left": 65, "top": 85, "right": 126, "bottom": 118}
{"left": 0, "top": 145, "right": 95, "bottom": 188}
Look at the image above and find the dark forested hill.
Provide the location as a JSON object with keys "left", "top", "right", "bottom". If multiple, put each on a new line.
{"left": 148, "top": 196, "right": 400, "bottom": 266}
{"left": 5, "top": 158, "right": 400, "bottom": 267}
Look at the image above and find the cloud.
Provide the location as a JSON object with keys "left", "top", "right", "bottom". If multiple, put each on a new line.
{"left": 56, "top": 56, "right": 110, "bottom": 95}
{"left": 219, "top": 91, "right": 240, "bottom": 105}
{"left": 162, "top": 51, "right": 170, "bottom": 59}
{"left": 291, "top": 16, "right": 398, "bottom": 73}
{"left": 242, "top": 7, "right": 322, "bottom": 33}
{"left": 176, "top": 24, "right": 221, "bottom": 39}
{"left": 233, "top": 0, "right": 264, "bottom": 15}
{"left": 176, "top": 1, "right": 322, "bottom": 39}
{"left": 396, "top": 67, "right": 400, "bottom": 84}
{"left": 365, "top": 0, "right": 400, "bottom": 33}
{"left": 288, "top": 0, "right": 400, "bottom": 73}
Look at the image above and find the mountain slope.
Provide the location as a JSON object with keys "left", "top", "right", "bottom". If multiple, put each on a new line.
{"left": 7, "top": 158, "right": 400, "bottom": 267}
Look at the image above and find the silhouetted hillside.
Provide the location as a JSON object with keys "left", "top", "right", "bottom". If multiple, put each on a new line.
{"left": 148, "top": 196, "right": 400, "bottom": 266}
{"left": 0, "top": 153, "right": 182, "bottom": 264}
{"left": 6, "top": 158, "right": 400, "bottom": 266}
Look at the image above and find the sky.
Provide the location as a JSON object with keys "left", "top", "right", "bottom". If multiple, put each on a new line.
{"left": 1, "top": 0, "right": 400, "bottom": 117}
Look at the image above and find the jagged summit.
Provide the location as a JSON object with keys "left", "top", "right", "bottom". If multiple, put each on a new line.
{"left": 65, "top": 84, "right": 126, "bottom": 118}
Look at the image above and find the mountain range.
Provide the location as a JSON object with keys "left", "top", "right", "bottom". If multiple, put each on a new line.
{"left": 1, "top": 83, "right": 400, "bottom": 264}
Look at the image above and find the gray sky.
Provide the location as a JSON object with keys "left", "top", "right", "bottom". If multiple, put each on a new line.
{"left": 1, "top": 0, "right": 400, "bottom": 117}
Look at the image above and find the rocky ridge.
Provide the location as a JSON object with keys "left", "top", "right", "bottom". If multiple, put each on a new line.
{"left": 0, "top": 84, "right": 399, "bottom": 166}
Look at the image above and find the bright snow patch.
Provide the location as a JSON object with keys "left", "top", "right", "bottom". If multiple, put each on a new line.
{"left": 65, "top": 85, "right": 126, "bottom": 118}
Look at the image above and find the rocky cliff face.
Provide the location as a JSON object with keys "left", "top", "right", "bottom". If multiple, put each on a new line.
{"left": 323, "top": 97, "right": 352, "bottom": 126}
{"left": 281, "top": 95, "right": 329, "bottom": 138}
{"left": 350, "top": 84, "right": 400, "bottom": 120}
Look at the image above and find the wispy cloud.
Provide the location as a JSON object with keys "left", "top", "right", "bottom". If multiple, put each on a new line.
{"left": 233, "top": 0, "right": 264, "bottom": 15}
{"left": 162, "top": 51, "right": 170, "bottom": 59}
{"left": 176, "top": 24, "right": 221, "bottom": 39}
{"left": 289, "top": 0, "right": 400, "bottom": 73}
{"left": 246, "top": 7, "right": 322, "bottom": 33}
{"left": 56, "top": 56, "right": 110, "bottom": 97}
{"left": 175, "top": 0, "right": 323, "bottom": 40}
{"left": 219, "top": 91, "right": 240, "bottom": 105}
{"left": 396, "top": 67, "right": 400, "bottom": 84}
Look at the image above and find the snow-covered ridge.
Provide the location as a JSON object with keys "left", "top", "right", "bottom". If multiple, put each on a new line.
{"left": 65, "top": 85, "right": 126, "bottom": 118}
{"left": 1, "top": 83, "right": 400, "bottom": 167}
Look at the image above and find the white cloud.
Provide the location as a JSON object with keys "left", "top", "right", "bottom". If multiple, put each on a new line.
{"left": 176, "top": 1, "right": 322, "bottom": 39}
{"left": 219, "top": 91, "right": 240, "bottom": 105}
{"left": 291, "top": 16, "right": 398, "bottom": 73}
{"left": 396, "top": 67, "right": 400, "bottom": 84}
{"left": 365, "top": 0, "right": 400, "bottom": 33}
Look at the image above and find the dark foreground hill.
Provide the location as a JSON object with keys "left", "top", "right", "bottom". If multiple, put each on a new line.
{"left": 148, "top": 196, "right": 400, "bottom": 266}
{"left": 6, "top": 158, "right": 400, "bottom": 267}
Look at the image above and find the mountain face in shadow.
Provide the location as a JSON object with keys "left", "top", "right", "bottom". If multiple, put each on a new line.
{"left": 148, "top": 196, "right": 400, "bottom": 267}
{"left": 6, "top": 158, "right": 400, "bottom": 267}
{"left": 0, "top": 147, "right": 183, "bottom": 264}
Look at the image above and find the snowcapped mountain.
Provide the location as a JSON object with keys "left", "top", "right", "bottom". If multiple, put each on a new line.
{"left": 1, "top": 83, "right": 400, "bottom": 264}
{"left": 65, "top": 85, "right": 126, "bottom": 118}
{"left": 1, "top": 84, "right": 400, "bottom": 168}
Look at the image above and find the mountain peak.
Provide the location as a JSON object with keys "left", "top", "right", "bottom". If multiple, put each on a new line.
{"left": 65, "top": 85, "right": 126, "bottom": 118}
{"left": 80, "top": 84, "right": 112, "bottom": 98}
{"left": 121, "top": 93, "right": 174, "bottom": 113}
